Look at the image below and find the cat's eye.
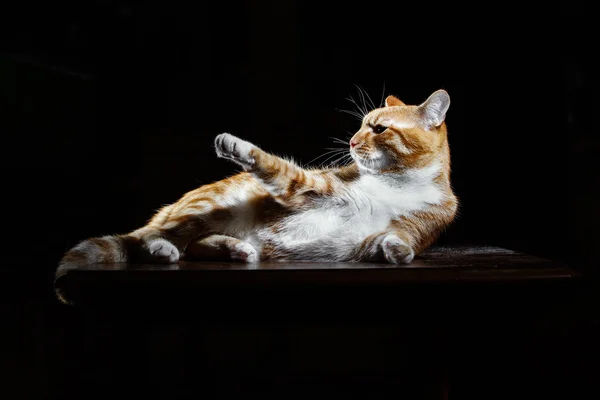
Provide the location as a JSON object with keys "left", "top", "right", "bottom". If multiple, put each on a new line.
{"left": 372, "top": 124, "right": 387, "bottom": 134}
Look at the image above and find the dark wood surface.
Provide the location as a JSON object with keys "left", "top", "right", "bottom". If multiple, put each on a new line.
{"left": 55, "top": 245, "right": 580, "bottom": 308}
{"left": 49, "top": 246, "right": 592, "bottom": 399}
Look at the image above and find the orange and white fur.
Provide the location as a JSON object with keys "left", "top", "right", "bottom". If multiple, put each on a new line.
{"left": 58, "top": 89, "right": 458, "bottom": 272}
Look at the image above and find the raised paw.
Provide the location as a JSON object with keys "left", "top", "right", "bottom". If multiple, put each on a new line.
{"left": 214, "top": 133, "right": 256, "bottom": 169}
{"left": 381, "top": 234, "right": 414, "bottom": 264}
{"left": 231, "top": 241, "right": 259, "bottom": 263}
{"left": 147, "top": 239, "right": 180, "bottom": 263}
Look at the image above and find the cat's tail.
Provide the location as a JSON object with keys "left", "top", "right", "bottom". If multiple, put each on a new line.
{"left": 55, "top": 232, "right": 180, "bottom": 304}
{"left": 54, "top": 234, "right": 132, "bottom": 304}
{"left": 57, "top": 227, "right": 181, "bottom": 273}
{"left": 57, "top": 235, "right": 134, "bottom": 272}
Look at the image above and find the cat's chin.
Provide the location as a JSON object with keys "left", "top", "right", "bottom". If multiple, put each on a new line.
{"left": 352, "top": 153, "right": 385, "bottom": 174}
{"left": 356, "top": 163, "right": 380, "bottom": 174}
{"left": 355, "top": 159, "right": 382, "bottom": 174}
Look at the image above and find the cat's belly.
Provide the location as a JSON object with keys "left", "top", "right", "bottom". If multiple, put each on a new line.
{"left": 248, "top": 200, "right": 394, "bottom": 261}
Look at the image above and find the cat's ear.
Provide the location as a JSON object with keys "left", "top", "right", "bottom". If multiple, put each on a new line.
{"left": 418, "top": 89, "right": 450, "bottom": 129}
{"left": 385, "top": 95, "right": 405, "bottom": 107}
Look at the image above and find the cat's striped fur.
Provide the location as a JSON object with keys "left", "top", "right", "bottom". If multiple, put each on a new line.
{"left": 58, "top": 89, "right": 458, "bottom": 275}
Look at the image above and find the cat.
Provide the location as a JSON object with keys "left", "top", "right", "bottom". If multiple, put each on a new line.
{"left": 57, "top": 89, "right": 458, "bottom": 273}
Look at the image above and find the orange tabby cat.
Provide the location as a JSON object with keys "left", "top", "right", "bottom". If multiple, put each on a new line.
{"left": 58, "top": 89, "right": 458, "bottom": 273}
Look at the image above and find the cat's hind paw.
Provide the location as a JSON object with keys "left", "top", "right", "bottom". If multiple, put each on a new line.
{"left": 381, "top": 234, "right": 414, "bottom": 264}
{"left": 146, "top": 239, "right": 180, "bottom": 263}
{"left": 215, "top": 133, "right": 256, "bottom": 169}
{"left": 231, "top": 241, "right": 259, "bottom": 263}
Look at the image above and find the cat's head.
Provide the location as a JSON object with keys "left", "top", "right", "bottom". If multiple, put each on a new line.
{"left": 349, "top": 89, "right": 451, "bottom": 173}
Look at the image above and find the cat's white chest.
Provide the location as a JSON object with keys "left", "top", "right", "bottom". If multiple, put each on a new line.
{"left": 255, "top": 173, "right": 443, "bottom": 259}
{"left": 355, "top": 174, "right": 444, "bottom": 216}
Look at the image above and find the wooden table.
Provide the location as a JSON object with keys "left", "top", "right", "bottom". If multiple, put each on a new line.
{"left": 53, "top": 246, "right": 583, "bottom": 399}
{"left": 55, "top": 245, "right": 578, "bottom": 307}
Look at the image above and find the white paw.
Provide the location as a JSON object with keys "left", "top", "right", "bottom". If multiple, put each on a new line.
{"left": 214, "top": 133, "right": 256, "bottom": 168}
{"left": 231, "top": 241, "right": 259, "bottom": 262}
{"left": 147, "top": 239, "right": 180, "bottom": 263}
{"left": 381, "top": 234, "right": 414, "bottom": 264}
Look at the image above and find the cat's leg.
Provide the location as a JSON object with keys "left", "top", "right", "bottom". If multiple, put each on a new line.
{"left": 184, "top": 234, "right": 259, "bottom": 262}
{"left": 130, "top": 182, "right": 264, "bottom": 264}
{"left": 355, "top": 230, "right": 415, "bottom": 264}
{"left": 127, "top": 226, "right": 182, "bottom": 263}
{"left": 125, "top": 201, "right": 214, "bottom": 264}
{"left": 214, "top": 133, "right": 333, "bottom": 202}
{"left": 58, "top": 186, "right": 254, "bottom": 274}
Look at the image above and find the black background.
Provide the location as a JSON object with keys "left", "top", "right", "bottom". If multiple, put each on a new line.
{"left": 1, "top": 1, "right": 599, "bottom": 398}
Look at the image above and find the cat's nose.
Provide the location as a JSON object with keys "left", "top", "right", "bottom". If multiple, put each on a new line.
{"left": 350, "top": 140, "right": 358, "bottom": 148}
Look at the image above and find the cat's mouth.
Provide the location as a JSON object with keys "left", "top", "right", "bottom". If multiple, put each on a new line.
{"left": 352, "top": 147, "right": 380, "bottom": 159}
{"left": 351, "top": 148, "right": 368, "bottom": 161}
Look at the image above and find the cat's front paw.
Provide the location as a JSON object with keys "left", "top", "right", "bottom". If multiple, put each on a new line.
{"left": 381, "top": 234, "right": 414, "bottom": 264}
{"left": 215, "top": 133, "right": 256, "bottom": 169}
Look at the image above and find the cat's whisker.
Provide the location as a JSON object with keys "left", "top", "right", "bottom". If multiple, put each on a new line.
{"left": 353, "top": 86, "right": 369, "bottom": 115}
{"left": 329, "top": 137, "right": 350, "bottom": 146}
{"left": 307, "top": 149, "right": 346, "bottom": 162}
{"left": 325, "top": 147, "right": 348, "bottom": 151}
{"left": 338, "top": 79, "right": 368, "bottom": 128}
{"left": 357, "top": 91, "right": 370, "bottom": 115}
{"left": 317, "top": 150, "right": 350, "bottom": 169}
{"left": 342, "top": 155, "right": 354, "bottom": 167}
{"left": 325, "top": 152, "right": 351, "bottom": 168}
{"left": 330, "top": 142, "right": 348, "bottom": 147}
{"left": 345, "top": 96, "right": 367, "bottom": 119}
{"left": 341, "top": 155, "right": 354, "bottom": 167}
{"left": 337, "top": 152, "right": 352, "bottom": 162}
{"left": 334, "top": 153, "right": 354, "bottom": 167}
{"left": 317, "top": 155, "right": 345, "bottom": 169}
{"left": 337, "top": 107, "right": 364, "bottom": 122}
{"left": 379, "top": 82, "right": 386, "bottom": 108}
{"left": 306, "top": 149, "right": 348, "bottom": 167}
{"left": 355, "top": 91, "right": 365, "bottom": 115}
{"left": 356, "top": 84, "right": 377, "bottom": 112}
